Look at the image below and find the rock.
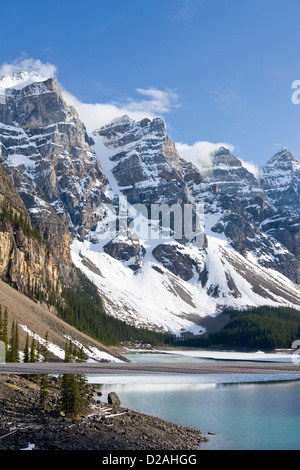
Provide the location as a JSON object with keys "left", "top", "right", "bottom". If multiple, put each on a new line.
{"left": 0, "top": 162, "right": 61, "bottom": 297}
{"left": 103, "top": 238, "right": 140, "bottom": 262}
{"left": 0, "top": 75, "right": 110, "bottom": 255}
{"left": 107, "top": 392, "right": 121, "bottom": 406}
{"left": 1, "top": 72, "right": 300, "bottom": 335}
{"left": 94, "top": 115, "right": 188, "bottom": 208}
{"left": 152, "top": 243, "right": 201, "bottom": 281}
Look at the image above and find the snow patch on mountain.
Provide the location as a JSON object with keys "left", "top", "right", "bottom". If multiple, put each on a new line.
{"left": 71, "top": 225, "right": 300, "bottom": 337}
{"left": 0, "top": 75, "right": 299, "bottom": 337}
{"left": 0, "top": 71, "right": 48, "bottom": 91}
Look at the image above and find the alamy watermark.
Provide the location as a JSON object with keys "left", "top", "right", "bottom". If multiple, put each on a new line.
{"left": 291, "top": 340, "right": 300, "bottom": 364}
{"left": 0, "top": 340, "right": 5, "bottom": 363}
{"left": 95, "top": 196, "right": 205, "bottom": 248}
{"left": 0, "top": 90, "right": 6, "bottom": 105}
{"left": 291, "top": 80, "right": 300, "bottom": 105}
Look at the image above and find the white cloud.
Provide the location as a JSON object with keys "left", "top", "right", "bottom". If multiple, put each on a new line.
{"left": 62, "top": 87, "right": 179, "bottom": 134}
{"left": 0, "top": 57, "right": 57, "bottom": 80}
{"left": 175, "top": 141, "right": 260, "bottom": 179}
{"left": 0, "top": 57, "right": 179, "bottom": 134}
{"left": 132, "top": 88, "right": 180, "bottom": 114}
{"left": 0, "top": 57, "right": 260, "bottom": 179}
{"left": 175, "top": 141, "right": 235, "bottom": 172}
{"left": 239, "top": 159, "right": 260, "bottom": 180}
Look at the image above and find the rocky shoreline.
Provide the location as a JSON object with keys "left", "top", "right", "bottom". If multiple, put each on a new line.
{"left": 0, "top": 374, "right": 206, "bottom": 451}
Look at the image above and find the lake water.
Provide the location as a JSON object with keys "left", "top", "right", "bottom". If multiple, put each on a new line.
{"left": 88, "top": 352, "right": 300, "bottom": 450}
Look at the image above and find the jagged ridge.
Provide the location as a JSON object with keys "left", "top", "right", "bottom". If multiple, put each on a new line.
{"left": 0, "top": 73, "right": 299, "bottom": 338}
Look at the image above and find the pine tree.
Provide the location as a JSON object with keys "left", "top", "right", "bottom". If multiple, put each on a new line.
{"left": 36, "top": 342, "right": 41, "bottom": 362}
{"left": 39, "top": 374, "right": 50, "bottom": 410}
{"left": 30, "top": 337, "right": 37, "bottom": 363}
{"left": 7, "top": 320, "right": 19, "bottom": 362}
{"left": 64, "top": 340, "right": 72, "bottom": 363}
{"left": 59, "top": 340, "right": 88, "bottom": 418}
{"left": 2, "top": 308, "right": 8, "bottom": 354}
{"left": 14, "top": 321, "right": 19, "bottom": 362}
{"left": 24, "top": 333, "right": 30, "bottom": 363}
{"left": 42, "top": 332, "right": 50, "bottom": 362}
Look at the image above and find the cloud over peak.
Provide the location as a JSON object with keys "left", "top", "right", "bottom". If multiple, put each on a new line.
{"left": 175, "top": 140, "right": 235, "bottom": 172}
{"left": 62, "top": 86, "right": 179, "bottom": 134}
{"left": 0, "top": 56, "right": 260, "bottom": 179}
{"left": 0, "top": 57, "right": 57, "bottom": 80}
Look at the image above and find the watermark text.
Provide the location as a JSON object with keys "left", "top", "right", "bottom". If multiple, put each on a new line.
{"left": 291, "top": 80, "right": 300, "bottom": 105}
{"left": 95, "top": 197, "right": 205, "bottom": 248}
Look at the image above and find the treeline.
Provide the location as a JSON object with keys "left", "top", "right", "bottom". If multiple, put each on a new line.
{"left": 1, "top": 202, "right": 175, "bottom": 348}
{"left": 0, "top": 304, "right": 49, "bottom": 362}
{"left": 0, "top": 303, "right": 90, "bottom": 417}
{"left": 59, "top": 339, "right": 89, "bottom": 417}
{"left": 0, "top": 304, "right": 20, "bottom": 362}
{"left": 57, "top": 268, "right": 175, "bottom": 347}
{"left": 175, "top": 306, "right": 300, "bottom": 350}
{"left": 27, "top": 274, "right": 59, "bottom": 306}
{"left": 0, "top": 204, "right": 44, "bottom": 243}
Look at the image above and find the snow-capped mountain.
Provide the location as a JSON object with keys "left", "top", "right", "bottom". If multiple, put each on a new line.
{"left": 259, "top": 149, "right": 300, "bottom": 263}
{"left": 260, "top": 148, "right": 300, "bottom": 211}
{"left": 0, "top": 72, "right": 299, "bottom": 337}
{"left": 0, "top": 71, "right": 110, "bottom": 262}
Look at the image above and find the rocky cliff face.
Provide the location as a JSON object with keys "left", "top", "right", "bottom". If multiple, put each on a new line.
{"left": 93, "top": 115, "right": 187, "bottom": 208}
{"left": 0, "top": 72, "right": 110, "bottom": 263}
{"left": 0, "top": 160, "right": 60, "bottom": 299}
{"left": 72, "top": 112, "right": 300, "bottom": 334}
{"left": 260, "top": 148, "right": 300, "bottom": 211}
{"left": 259, "top": 148, "right": 300, "bottom": 261}
{"left": 0, "top": 71, "right": 299, "bottom": 337}
{"left": 186, "top": 146, "right": 300, "bottom": 284}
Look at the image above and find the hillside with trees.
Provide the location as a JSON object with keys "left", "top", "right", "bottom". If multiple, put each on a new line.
{"left": 176, "top": 306, "right": 300, "bottom": 350}
{"left": 56, "top": 267, "right": 175, "bottom": 347}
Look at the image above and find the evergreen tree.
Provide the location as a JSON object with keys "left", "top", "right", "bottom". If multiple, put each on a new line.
{"left": 59, "top": 340, "right": 88, "bottom": 418}
{"left": 2, "top": 308, "right": 8, "bottom": 354}
{"left": 176, "top": 306, "right": 300, "bottom": 349}
{"left": 23, "top": 333, "right": 30, "bottom": 363}
{"left": 30, "top": 337, "right": 37, "bottom": 363}
{"left": 36, "top": 342, "right": 41, "bottom": 362}
{"left": 56, "top": 268, "right": 175, "bottom": 347}
{"left": 7, "top": 320, "right": 19, "bottom": 362}
{"left": 64, "top": 340, "right": 73, "bottom": 363}
{"left": 39, "top": 374, "right": 50, "bottom": 410}
{"left": 42, "top": 332, "right": 50, "bottom": 362}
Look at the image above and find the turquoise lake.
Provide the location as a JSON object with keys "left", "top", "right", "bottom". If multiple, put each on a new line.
{"left": 89, "top": 352, "right": 300, "bottom": 450}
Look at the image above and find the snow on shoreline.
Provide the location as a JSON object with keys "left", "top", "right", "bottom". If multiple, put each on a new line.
{"left": 159, "top": 348, "right": 300, "bottom": 363}
{"left": 86, "top": 349, "right": 300, "bottom": 386}
{"left": 124, "top": 347, "right": 300, "bottom": 363}
{"left": 87, "top": 372, "right": 300, "bottom": 386}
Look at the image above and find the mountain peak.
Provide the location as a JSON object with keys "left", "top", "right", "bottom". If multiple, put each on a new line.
{"left": 260, "top": 147, "right": 299, "bottom": 212}
{"left": 106, "top": 115, "right": 133, "bottom": 127}
{"left": 214, "top": 146, "right": 242, "bottom": 167}
{"left": 0, "top": 71, "right": 49, "bottom": 90}
{"left": 267, "top": 148, "right": 297, "bottom": 164}
{"left": 97, "top": 115, "right": 166, "bottom": 134}
{"left": 263, "top": 148, "right": 300, "bottom": 174}
{"left": 0, "top": 73, "right": 300, "bottom": 338}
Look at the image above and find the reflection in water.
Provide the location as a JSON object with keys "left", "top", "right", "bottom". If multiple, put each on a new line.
{"left": 122, "top": 352, "right": 221, "bottom": 363}
{"left": 88, "top": 353, "right": 300, "bottom": 450}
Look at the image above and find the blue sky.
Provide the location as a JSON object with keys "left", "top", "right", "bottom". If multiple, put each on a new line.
{"left": 0, "top": 0, "right": 299, "bottom": 169}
